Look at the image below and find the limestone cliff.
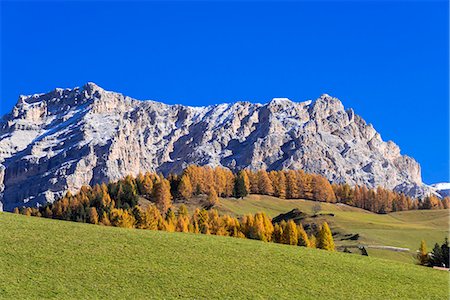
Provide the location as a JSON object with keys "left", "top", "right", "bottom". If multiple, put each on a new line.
{"left": 0, "top": 83, "right": 427, "bottom": 210}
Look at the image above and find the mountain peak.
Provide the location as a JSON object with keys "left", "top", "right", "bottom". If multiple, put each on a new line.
{"left": 269, "top": 98, "right": 293, "bottom": 104}
{"left": 0, "top": 85, "right": 429, "bottom": 210}
{"left": 83, "top": 82, "right": 105, "bottom": 95}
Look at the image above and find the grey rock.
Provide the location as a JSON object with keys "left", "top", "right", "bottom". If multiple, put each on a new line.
{"left": 0, "top": 83, "right": 430, "bottom": 211}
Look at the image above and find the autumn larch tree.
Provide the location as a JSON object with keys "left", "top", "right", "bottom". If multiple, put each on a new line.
{"left": 286, "top": 170, "right": 299, "bottom": 199}
{"left": 282, "top": 220, "right": 298, "bottom": 245}
{"left": 110, "top": 208, "right": 135, "bottom": 228}
{"left": 164, "top": 208, "right": 176, "bottom": 232}
{"left": 153, "top": 177, "right": 172, "bottom": 214}
{"left": 207, "top": 187, "right": 219, "bottom": 207}
{"left": 309, "top": 234, "right": 317, "bottom": 248}
{"left": 298, "top": 171, "right": 313, "bottom": 200}
{"left": 416, "top": 240, "right": 428, "bottom": 266}
{"left": 100, "top": 211, "right": 111, "bottom": 226}
{"left": 297, "top": 223, "right": 310, "bottom": 247}
{"left": 88, "top": 207, "right": 99, "bottom": 224}
{"left": 273, "top": 171, "right": 286, "bottom": 199}
{"left": 273, "top": 223, "right": 283, "bottom": 243}
{"left": 176, "top": 204, "right": 190, "bottom": 233}
{"left": 178, "top": 174, "right": 193, "bottom": 200}
{"left": 312, "top": 175, "right": 336, "bottom": 203}
{"left": 442, "top": 197, "right": 449, "bottom": 209}
{"left": 257, "top": 170, "right": 274, "bottom": 195}
{"left": 247, "top": 171, "right": 259, "bottom": 194}
{"left": 317, "top": 221, "right": 335, "bottom": 251}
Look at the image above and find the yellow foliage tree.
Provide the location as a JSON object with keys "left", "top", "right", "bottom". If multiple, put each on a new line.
{"left": 286, "top": 170, "right": 299, "bottom": 199}
{"left": 153, "top": 177, "right": 172, "bottom": 213}
{"left": 317, "top": 222, "right": 335, "bottom": 251}
{"left": 309, "top": 234, "right": 316, "bottom": 248}
{"left": 282, "top": 220, "right": 298, "bottom": 245}
{"left": 100, "top": 211, "right": 111, "bottom": 226}
{"left": 312, "top": 175, "right": 336, "bottom": 202}
{"left": 297, "top": 223, "right": 310, "bottom": 247}
{"left": 89, "top": 207, "right": 99, "bottom": 224}
{"left": 207, "top": 187, "right": 219, "bottom": 207}
{"left": 416, "top": 240, "right": 428, "bottom": 265}
{"left": 178, "top": 174, "right": 193, "bottom": 200}
{"left": 257, "top": 170, "right": 274, "bottom": 195}
{"left": 110, "top": 208, "right": 136, "bottom": 228}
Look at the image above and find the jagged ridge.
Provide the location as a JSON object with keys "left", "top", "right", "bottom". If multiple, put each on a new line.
{"left": 0, "top": 83, "right": 427, "bottom": 210}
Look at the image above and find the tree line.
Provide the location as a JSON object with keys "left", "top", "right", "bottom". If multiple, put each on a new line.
{"left": 13, "top": 165, "right": 448, "bottom": 222}
{"left": 176, "top": 165, "right": 448, "bottom": 213}
{"left": 13, "top": 180, "right": 335, "bottom": 251}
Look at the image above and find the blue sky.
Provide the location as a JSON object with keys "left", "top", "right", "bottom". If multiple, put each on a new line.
{"left": 1, "top": 1, "right": 448, "bottom": 184}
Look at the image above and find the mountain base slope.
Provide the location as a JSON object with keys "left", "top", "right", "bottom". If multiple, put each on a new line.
{"left": 0, "top": 213, "right": 447, "bottom": 299}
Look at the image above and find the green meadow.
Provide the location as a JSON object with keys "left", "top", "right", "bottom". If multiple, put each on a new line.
{"left": 216, "top": 195, "right": 449, "bottom": 263}
{"left": 1, "top": 212, "right": 448, "bottom": 299}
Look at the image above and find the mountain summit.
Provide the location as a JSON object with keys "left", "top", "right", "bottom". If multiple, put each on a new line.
{"left": 0, "top": 83, "right": 427, "bottom": 210}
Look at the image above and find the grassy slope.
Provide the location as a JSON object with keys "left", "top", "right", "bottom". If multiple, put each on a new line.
{"left": 0, "top": 213, "right": 448, "bottom": 299}
{"left": 217, "top": 195, "right": 450, "bottom": 263}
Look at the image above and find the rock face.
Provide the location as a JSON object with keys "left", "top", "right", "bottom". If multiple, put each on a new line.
{"left": 0, "top": 83, "right": 428, "bottom": 210}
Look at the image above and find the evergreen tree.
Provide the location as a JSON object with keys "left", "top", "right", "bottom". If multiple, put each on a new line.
{"left": 234, "top": 171, "right": 249, "bottom": 199}
{"left": 317, "top": 222, "right": 335, "bottom": 251}
{"left": 429, "top": 238, "right": 449, "bottom": 268}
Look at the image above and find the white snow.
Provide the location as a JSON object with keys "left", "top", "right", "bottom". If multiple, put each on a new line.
{"left": 430, "top": 182, "right": 450, "bottom": 190}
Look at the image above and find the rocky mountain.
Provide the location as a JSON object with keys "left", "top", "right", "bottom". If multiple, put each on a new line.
{"left": 430, "top": 183, "right": 450, "bottom": 198}
{"left": 0, "top": 83, "right": 429, "bottom": 211}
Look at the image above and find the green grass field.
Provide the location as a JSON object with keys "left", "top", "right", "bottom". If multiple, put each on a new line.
{"left": 217, "top": 195, "right": 450, "bottom": 263}
{"left": 0, "top": 212, "right": 448, "bottom": 299}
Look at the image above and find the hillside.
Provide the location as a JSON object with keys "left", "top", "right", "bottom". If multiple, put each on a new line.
{"left": 0, "top": 212, "right": 448, "bottom": 299}
{"left": 213, "top": 195, "right": 449, "bottom": 263}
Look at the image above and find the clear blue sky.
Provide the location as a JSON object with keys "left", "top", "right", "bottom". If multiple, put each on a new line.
{"left": 1, "top": 1, "right": 448, "bottom": 184}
